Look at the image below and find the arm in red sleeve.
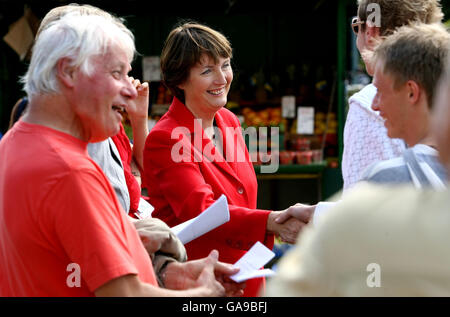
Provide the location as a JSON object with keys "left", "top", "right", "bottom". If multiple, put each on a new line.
{"left": 144, "top": 128, "right": 272, "bottom": 251}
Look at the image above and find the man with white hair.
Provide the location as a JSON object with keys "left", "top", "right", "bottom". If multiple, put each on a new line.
{"left": 0, "top": 10, "right": 232, "bottom": 297}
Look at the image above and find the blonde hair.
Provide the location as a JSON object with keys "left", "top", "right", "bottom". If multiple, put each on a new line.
{"left": 374, "top": 23, "right": 450, "bottom": 108}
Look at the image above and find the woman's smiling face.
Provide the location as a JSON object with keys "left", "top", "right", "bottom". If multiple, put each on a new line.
{"left": 179, "top": 54, "right": 233, "bottom": 115}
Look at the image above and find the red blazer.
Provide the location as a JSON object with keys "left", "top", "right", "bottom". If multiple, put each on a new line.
{"left": 143, "top": 97, "right": 274, "bottom": 296}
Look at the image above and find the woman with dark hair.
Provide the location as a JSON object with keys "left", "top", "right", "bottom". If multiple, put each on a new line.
{"left": 143, "top": 22, "right": 305, "bottom": 297}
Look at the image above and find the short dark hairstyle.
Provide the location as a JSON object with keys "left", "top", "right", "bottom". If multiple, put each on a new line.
{"left": 160, "top": 22, "right": 232, "bottom": 103}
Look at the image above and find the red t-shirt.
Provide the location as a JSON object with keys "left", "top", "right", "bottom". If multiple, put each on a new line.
{"left": 0, "top": 121, "right": 157, "bottom": 296}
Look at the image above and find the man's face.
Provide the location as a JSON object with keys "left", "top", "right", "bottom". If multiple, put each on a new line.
{"left": 372, "top": 60, "right": 411, "bottom": 141}
{"left": 71, "top": 45, "right": 137, "bottom": 142}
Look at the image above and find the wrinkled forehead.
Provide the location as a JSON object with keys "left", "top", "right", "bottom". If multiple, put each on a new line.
{"left": 104, "top": 44, "right": 132, "bottom": 68}
{"left": 83, "top": 42, "right": 130, "bottom": 73}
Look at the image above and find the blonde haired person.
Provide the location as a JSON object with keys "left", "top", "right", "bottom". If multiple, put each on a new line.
{"left": 266, "top": 23, "right": 450, "bottom": 297}
{"left": 342, "top": 0, "right": 443, "bottom": 191}
{"left": 275, "top": 0, "right": 446, "bottom": 229}
{"left": 360, "top": 23, "right": 449, "bottom": 187}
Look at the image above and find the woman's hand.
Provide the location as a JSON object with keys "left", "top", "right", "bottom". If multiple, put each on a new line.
{"left": 266, "top": 203, "right": 315, "bottom": 243}
{"left": 275, "top": 203, "right": 316, "bottom": 224}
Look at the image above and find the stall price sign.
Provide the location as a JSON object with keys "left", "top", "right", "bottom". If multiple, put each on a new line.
{"left": 297, "top": 107, "right": 314, "bottom": 135}
{"left": 281, "top": 95, "right": 296, "bottom": 118}
{"left": 142, "top": 56, "right": 161, "bottom": 82}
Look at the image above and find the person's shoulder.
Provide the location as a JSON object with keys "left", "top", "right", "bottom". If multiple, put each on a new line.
{"left": 348, "top": 83, "right": 379, "bottom": 114}
{"left": 329, "top": 183, "right": 450, "bottom": 230}
{"left": 413, "top": 143, "right": 439, "bottom": 156}
{"left": 360, "top": 156, "right": 405, "bottom": 180}
{"left": 35, "top": 142, "right": 106, "bottom": 194}
{"left": 147, "top": 112, "right": 177, "bottom": 138}
{"left": 349, "top": 83, "right": 376, "bottom": 102}
{"left": 151, "top": 109, "right": 175, "bottom": 129}
{"left": 18, "top": 122, "right": 95, "bottom": 172}
{"left": 58, "top": 148, "right": 105, "bottom": 181}
{"left": 146, "top": 116, "right": 185, "bottom": 150}
{"left": 317, "top": 183, "right": 413, "bottom": 232}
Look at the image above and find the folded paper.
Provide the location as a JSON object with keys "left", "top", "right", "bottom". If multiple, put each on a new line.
{"left": 229, "top": 241, "right": 276, "bottom": 283}
{"left": 171, "top": 195, "right": 230, "bottom": 245}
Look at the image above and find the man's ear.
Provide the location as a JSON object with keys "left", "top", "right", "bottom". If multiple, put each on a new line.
{"left": 56, "top": 58, "right": 77, "bottom": 88}
{"left": 406, "top": 80, "right": 421, "bottom": 104}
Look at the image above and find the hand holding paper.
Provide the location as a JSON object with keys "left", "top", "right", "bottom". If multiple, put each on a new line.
{"left": 171, "top": 195, "right": 230, "bottom": 245}
{"left": 229, "top": 242, "right": 276, "bottom": 283}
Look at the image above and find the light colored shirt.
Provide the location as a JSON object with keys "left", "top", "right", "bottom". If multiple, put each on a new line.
{"left": 361, "top": 144, "right": 447, "bottom": 189}
{"left": 342, "top": 83, "right": 406, "bottom": 191}
{"left": 88, "top": 139, "right": 130, "bottom": 213}
{"left": 266, "top": 183, "right": 450, "bottom": 296}
{"left": 314, "top": 145, "right": 447, "bottom": 225}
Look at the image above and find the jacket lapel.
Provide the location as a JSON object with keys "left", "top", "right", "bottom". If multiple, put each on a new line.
{"left": 168, "top": 97, "right": 241, "bottom": 182}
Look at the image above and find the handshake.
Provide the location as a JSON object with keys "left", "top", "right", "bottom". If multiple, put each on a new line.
{"left": 131, "top": 202, "right": 317, "bottom": 296}
{"left": 266, "top": 203, "right": 317, "bottom": 244}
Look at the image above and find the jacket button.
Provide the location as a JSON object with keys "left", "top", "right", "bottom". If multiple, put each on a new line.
{"left": 237, "top": 187, "right": 244, "bottom": 194}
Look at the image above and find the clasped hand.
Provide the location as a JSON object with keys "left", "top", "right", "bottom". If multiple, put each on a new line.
{"left": 267, "top": 203, "right": 316, "bottom": 244}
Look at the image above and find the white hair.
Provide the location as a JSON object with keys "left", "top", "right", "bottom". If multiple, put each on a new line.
{"left": 22, "top": 12, "right": 135, "bottom": 99}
